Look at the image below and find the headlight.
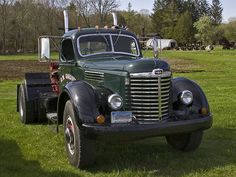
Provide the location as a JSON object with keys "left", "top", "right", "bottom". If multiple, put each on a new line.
{"left": 180, "top": 90, "right": 193, "bottom": 105}
{"left": 108, "top": 93, "right": 123, "bottom": 110}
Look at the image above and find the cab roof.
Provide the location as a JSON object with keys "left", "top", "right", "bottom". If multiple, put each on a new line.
{"left": 63, "top": 28, "right": 138, "bottom": 39}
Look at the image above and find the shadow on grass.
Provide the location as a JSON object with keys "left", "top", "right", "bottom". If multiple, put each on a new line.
{"left": 88, "top": 127, "right": 236, "bottom": 176}
{"left": 0, "top": 139, "right": 80, "bottom": 177}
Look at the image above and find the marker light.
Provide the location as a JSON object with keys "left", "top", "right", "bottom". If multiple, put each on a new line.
{"left": 96, "top": 115, "right": 105, "bottom": 124}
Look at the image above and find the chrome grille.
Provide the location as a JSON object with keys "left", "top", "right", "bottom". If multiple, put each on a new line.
{"left": 85, "top": 71, "right": 104, "bottom": 82}
{"left": 127, "top": 71, "right": 171, "bottom": 121}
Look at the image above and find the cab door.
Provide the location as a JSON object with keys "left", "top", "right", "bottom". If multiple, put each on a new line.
{"left": 59, "top": 39, "right": 76, "bottom": 89}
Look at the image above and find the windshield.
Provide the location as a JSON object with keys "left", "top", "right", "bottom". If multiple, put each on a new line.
{"left": 77, "top": 34, "right": 139, "bottom": 57}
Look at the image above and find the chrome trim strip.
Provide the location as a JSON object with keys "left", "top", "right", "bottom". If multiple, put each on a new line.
{"left": 129, "top": 93, "right": 170, "bottom": 98}
{"left": 131, "top": 105, "right": 169, "bottom": 110}
{"left": 131, "top": 97, "right": 169, "bottom": 102}
{"left": 158, "top": 76, "right": 162, "bottom": 119}
{"left": 130, "top": 71, "right": 172, "bottom": 78}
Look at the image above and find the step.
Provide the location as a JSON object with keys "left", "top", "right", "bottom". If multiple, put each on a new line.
{"left": 46, "top": 112, "right": 58, "bottom": 123}
{"left": 46, "top": 112, "right": 59, "bottom": 133}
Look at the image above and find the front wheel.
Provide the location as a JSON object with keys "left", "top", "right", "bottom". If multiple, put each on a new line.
{"left": 166, "top": 131, "right": 203, "bottom": 152}
{"left": 63, "top": 100, "right": 95, "bottom": 169}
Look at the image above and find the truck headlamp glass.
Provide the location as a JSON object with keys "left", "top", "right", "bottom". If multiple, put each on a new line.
{"left": 108, "top": 94, "right": 123, "bottom": 110}
{"left": 180, "top": 90, "right": 193, "bottom": 105}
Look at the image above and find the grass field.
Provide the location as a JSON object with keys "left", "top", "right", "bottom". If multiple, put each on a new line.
{"left": 0, "top": 52, "right": 59, "bottom": 61}
{"left": 0, "top": 49, "right": 236, "bottom": 177}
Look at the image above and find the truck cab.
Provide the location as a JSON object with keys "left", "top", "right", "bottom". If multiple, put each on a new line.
{"left": 17, "top": 13, "right": 212, "bottom": 169}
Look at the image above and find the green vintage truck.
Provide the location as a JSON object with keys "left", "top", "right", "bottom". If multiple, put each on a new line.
{"left": 17, "top": 12, "right": 212, "bottom": 169}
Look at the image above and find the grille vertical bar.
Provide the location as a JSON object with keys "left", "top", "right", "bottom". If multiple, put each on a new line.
{"left": 127, "top": 71, "right": 171, "bottom": 121}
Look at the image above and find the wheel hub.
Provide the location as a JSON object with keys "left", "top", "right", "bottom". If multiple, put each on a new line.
{"left": 65, "top": 116, "right": 75, "bottom": 155}
{"left": 65, "top": 128, "right": 74, "bottom": 144}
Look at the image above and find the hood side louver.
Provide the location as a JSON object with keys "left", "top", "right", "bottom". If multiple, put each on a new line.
{"left": 85, "top": 71, "right": 104, "bottom": 82}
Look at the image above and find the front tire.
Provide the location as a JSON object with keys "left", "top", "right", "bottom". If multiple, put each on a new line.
{"left": 166, "top": 131, "right": 203, "bottom": 152}
{"left": 63, "top": 100, "right": 95, "bottom": 169}
{"left": 18, "top": 84, "right": 35, "bottom": 124}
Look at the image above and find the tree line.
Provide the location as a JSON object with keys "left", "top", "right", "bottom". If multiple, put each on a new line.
{"left": 151, "top": 0, "right": 224, "bottom": 45}
{"left": 0, "top": 0, "right": 235, "bottom": 54}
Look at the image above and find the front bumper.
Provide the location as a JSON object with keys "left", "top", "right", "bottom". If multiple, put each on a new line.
{"left": 82, "top": 115, "right": 213, "bottom": 141}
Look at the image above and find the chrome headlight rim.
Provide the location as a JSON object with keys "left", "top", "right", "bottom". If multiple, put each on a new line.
{"left": 180, "top": 90, "right": 193, "bottom": 106}
{"left": 108, "top": 93, "right": 123, "bottom": 110}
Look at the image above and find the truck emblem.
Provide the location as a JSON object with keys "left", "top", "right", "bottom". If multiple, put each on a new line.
{"left": 152, "top": 69, "right": 163, "bottom": 75}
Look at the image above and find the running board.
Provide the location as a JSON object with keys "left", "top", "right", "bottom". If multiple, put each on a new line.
{"left": 47, "top": 112, "right": 58, "bottom": 123}
{"left": 46, "top": 112, "right": 59, "bottom": 133}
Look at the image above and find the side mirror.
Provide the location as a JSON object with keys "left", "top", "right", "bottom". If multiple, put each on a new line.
{"left": 153, "top": 37, "right": 158, "bottom": 58}
{"left": 38, "top": 37, "right": 50, "bottom": 61}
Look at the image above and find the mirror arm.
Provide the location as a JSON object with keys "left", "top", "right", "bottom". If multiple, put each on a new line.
{"left": 153, "top": 37, "right": 158, "bottom": 59}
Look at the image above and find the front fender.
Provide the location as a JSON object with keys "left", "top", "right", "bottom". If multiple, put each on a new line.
{"left": 58, "top": 81, "right": 99, "bottom": 125}
{"left": 172, "top": 77, "right": 210, "bottom": 113}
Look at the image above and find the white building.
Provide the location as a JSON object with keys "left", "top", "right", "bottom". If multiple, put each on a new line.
{"left": 146, "top": 39, "right": 178, "bottom": 50}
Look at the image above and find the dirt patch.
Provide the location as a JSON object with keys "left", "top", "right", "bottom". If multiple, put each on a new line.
{"left": 0, "top": 60, "right": 49, "bottom": 80}
{"left": 164, "top": 58, "right": 205, "bottom": 73}
{"left": 0, "top": 59, "right": 204, "bottom": 80}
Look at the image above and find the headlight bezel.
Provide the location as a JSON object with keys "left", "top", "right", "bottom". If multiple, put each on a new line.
{"left": 180, "top": 90, "right": 193, "bottom": 106}
{"left": 108, "top": 93, "right": 123, "bottom": 110}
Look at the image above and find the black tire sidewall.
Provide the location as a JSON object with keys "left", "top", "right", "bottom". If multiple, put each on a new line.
{"left": 63, "top": 100, "right": 80, "bottom": 167}
{"left": 166, "top": 131, "right": 203, "bottom": 152}
{"left": 19, "top": 85, "right": 26, "bottom": 123}
{"left": 18, "top": 84, "right": 34, "bottom": 124}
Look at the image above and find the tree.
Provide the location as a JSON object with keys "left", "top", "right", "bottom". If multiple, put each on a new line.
{"left": 182, "top": 0, "right": 198, "bottom": 22}
{"left": 211, "top": 0, "right": 223, "bottom": 25}
{"left": 89, "top": 0, "right": 119, "bottom": 25}
{"left": 194, "top": 15, "right": 214, "bottom": 44}
{"left": 151, "top": 0, "right": 181, "bottom": 38}
{"left": 127, "top": 2, "right": 132, "bottom": 12}
{"left": 0, "top": 0, "right": 15, "bottom": 53}
{"left": 73, "top": 0, "right": 92, "bottom": 27}
{"left": 174, "top": 11, "right": 194, "bottom": 45}
{"left": 185, "top": 0, "right": 211, "bottom": 21}
{"left": 152, "top": 0, "right": 170, "bottom": 11}
{"left": 198, "top": 0, "right": 210, "bottom": 16}
{"left": 162, "top": 0, "right": 180, "bottom": 38}
{"left": 120, "top": 10, "right": 152, "bottom": 35}
{"left": 223, "top": 21, "right": 236, "bottom": 41}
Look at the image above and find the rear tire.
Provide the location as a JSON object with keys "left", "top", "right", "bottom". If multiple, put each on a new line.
{"left": 18, "top": 84, "right": 35, "bottom": 124}
{"left": 63, "top": 100, "right": 95, "bottom": 169}
{"left": 166, "top": 131, "right": 203, "bottom": 152}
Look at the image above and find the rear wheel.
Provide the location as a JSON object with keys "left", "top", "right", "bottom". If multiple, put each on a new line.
{"left": 63, "top": 100, "right": 95, "bottom": 169}
{"left": 18, "top": 84, "right": 35, "bottom": 124}
{"left": 166, "top": 131, "right": 203, "bottom": 152}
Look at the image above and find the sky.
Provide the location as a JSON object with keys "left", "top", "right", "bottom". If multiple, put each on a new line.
{"left": 119, "top": 0, "right": 236, "bottom": 22}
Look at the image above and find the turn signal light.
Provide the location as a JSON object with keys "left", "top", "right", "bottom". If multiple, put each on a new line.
{"left": 96, "top": 115, "right": 105, "bottom": 124}
{"left": 200, "top": 107, "right": 209, "bottom": 115}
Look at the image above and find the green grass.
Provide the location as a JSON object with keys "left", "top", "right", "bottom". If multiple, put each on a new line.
{"left": 0, "top": 49, "right": 236, "bottom": 176}
{"left": 0, "top": 53, "right": 59, "bottom": 61}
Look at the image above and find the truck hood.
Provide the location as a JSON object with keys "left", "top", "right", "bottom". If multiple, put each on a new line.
{"left": 79, "top": 56, "right": 170, "bottom": 73}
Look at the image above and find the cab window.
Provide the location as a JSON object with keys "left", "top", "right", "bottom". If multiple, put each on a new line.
{"left": 61, "top": 39, "right": 75, "bottom": 61}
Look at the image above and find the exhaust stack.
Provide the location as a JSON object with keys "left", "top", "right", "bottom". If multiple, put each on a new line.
{"left": 63, "top": 10, "right": 69, "bottom": 33}
{"left": 112, "top": 12, "right": 118, "bottom": 26}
